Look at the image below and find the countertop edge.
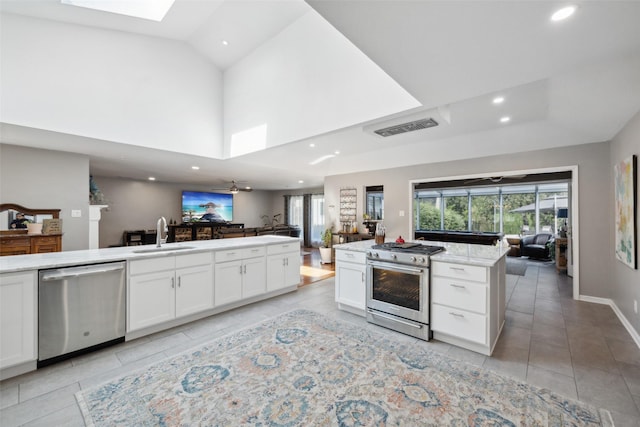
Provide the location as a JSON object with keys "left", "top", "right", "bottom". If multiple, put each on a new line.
{"left": 0, "top": 236, "right": 299, "bottom": 274}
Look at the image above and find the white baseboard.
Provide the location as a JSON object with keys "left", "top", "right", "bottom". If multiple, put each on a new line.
{"left": 579, "top": 294, "right": 640, "bottom": 349}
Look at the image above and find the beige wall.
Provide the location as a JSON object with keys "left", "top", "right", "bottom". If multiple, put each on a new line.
{"left": 610, "top": 110, "right": 640, "bottom": 333}
{"left": 324, "top": 141, "right": 611, "bottom": 300}
{"left": 0, "top": 144, "right": 90, "bottom": 251}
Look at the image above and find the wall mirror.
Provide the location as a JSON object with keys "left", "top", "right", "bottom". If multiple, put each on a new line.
{"left": 0, "top": 204, "right": 59, "bottom": 231}
{"left": 365, "top": 185, "right": 384, "bottom": 220}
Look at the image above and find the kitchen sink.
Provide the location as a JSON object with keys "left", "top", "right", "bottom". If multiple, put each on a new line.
{"left": 132, "top": 246, "right": 195, "bottom": 254}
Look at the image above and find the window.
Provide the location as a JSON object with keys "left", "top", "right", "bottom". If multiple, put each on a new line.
{"left": 365, "top": 186, "right": 384, "bottom": 220}
{"left": 413, "top": 181, "right": 568, "bottom": 235}
{"left": 288, "top": 196, "right": 303, "bottom": 232}
{"left": 310, "top": 194, "right": 325, "bottom": 246}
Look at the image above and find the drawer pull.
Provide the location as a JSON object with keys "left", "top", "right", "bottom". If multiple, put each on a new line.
{"left": 449, "top": 267, "right": 466, "bottom": 272}
{"left": 346, "top": 253, "right": 354, "bottom": 258}
{"left": 227, "top": 252, "right": 237, "bottom": 256}
{"left": 449, "top": 284, "right": 466, "bottom": 289}
{"left": 449, "top": 312, "right": 465, "bottom": 318}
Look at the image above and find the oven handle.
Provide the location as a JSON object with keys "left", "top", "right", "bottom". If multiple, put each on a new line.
{"left": 367, "top": 309, "right": 423, "bottom": 329}
{"left": 367, "top": 261, "right": 424, "bottom": 275}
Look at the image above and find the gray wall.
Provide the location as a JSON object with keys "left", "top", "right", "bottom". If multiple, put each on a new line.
{"left": 0, "top": 144, "right": 90, "bottom": 251}
{"left": 610, "top": 110, "right": 640, "bottom": 333}
{"left": 324, "top": 141, "right": 611, "bottom": 300}
{"left": 94, "top": 176, "right": 277, "bottom": 247}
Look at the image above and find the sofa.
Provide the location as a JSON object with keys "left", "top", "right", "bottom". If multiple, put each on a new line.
{"left": 520, "top": 233, "right": 554, "bottom": 259}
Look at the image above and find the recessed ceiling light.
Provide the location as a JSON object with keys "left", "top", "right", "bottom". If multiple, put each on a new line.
{"left": 221, "top": 40, "right": 229, "bottom": 46}
{"left": 191, "top": 166, "right": 200, "bottom": 170}
{"left": 309, "top": 143, "right": 315, "bottom": 148}
{"left": 60, "top": 0, "right": 175, "bottom": 22}
{"left": 334, "top": 150, "right": 340, "bottom": 155}
{"left": 551, "top": 5, "right": 576, "bottom": 21}
{"left": 492, "top": 96, "right": 505, "bottom": 104}
{"left": 500, "top": 116, "right": 511, "bottom": 123}
{"left": 298, "top": 180, "right": 304, "bottom": 184}
{"left": 148, "top": 176, "right": 156, "bottom": 181}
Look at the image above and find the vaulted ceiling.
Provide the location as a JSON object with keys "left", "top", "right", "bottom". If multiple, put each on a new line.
{"left": 1, "top": 0, "right": 639, "bottom": 190}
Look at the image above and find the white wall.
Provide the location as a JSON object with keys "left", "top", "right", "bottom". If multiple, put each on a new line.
{"left": 610, "top": 110, "right": 640, "bottom": 334}
{"left": 0, "top": 13, "right": 224, "bottom": 158}
{"left": 94, "top": 177, "right": 277, "bottom": 247}
{"left": 324, "top": 141, "right": 612, "bottom": 299}
{"left": 223, "top": 9, "right": 420, "bottom": 157}
{"left": 0, "top": 144, "right": 89, "bottom": 251}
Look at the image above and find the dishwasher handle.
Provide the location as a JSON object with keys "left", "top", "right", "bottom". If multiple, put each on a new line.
{"left": 40, "top": 263, "right": 125, "bottom": 281}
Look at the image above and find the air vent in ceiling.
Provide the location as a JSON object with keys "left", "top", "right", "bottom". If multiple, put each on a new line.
{"left": 373, "top": 118, "right": 439, "bottom": 137}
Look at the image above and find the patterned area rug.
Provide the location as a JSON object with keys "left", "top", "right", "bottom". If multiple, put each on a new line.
{"left": 76, "top": 310, "right": 612, "bottom": 426}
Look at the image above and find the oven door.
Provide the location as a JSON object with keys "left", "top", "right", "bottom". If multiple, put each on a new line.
{"left": 366, "top": 260, "right": 429, "bottom": 324}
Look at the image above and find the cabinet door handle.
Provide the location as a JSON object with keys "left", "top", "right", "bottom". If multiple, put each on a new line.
{"left": 449, "top": 312, "right": 465, "bottom": 318}
{"left": 285, "top": 258, "right": 289, "bottom": 266}
{"left": 243, "top": 265, "right": 247, "bottom": 274}
{"left": 449, "top": 284, "right": 466, "bottom": 289}
{"left": 361, "top": 272, "right": 365, "bottom": 282}
{"left": 178, "top": 277, "right": 181, "bottom": 287}
{"left": 171, "top": 277, "right": 175, "bottom": 288}
{"left": 239, "top": 265, "right": 243, "bottom": 274}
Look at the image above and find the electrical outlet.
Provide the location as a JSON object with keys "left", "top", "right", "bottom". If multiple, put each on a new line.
{"left": 399, "top": 210, "right": 405, "bottom": 217}
{"left": 71, "top": 210, "right": 82, "bottom": 218}
{"left": 635, "top": 300, "right": 638, "bottom": 314}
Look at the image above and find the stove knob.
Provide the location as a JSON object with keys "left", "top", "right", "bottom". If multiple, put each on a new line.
{"left": 373, "top": 252, "right": 379, "bottom": 258}
{"left": 418, "top": 257, "right": 426, "bottom": 263}
{"left": 410, "top": 256, "right": 417, "bottom": 262}
{"left": 391, "top": 254, "right": 397, "bottom": 260}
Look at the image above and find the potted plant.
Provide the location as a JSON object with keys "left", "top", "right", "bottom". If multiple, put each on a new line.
{"left": 319, "top": 229, "right": 333, "bottom": 264}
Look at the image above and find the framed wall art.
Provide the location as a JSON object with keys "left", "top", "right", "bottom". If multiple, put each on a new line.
{"left": 614, "top": 154, "right": 637, "bottom": 269}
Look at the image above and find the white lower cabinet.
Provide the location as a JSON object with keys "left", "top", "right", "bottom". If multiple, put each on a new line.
{"left": 430, "top": 258, "right": 505, "bottom": 355}
{"left": 266, "top": 242, "right": 300, "bottom": 292}
{"left": 128, "top": 252, "right": 213, "bottom": 332}
{"left": 0, "top": 271, "right": 37, "bottom": 370}
{"left": 215, "top": 246, "right": 266, "bottom": 306}
{"left": 335, "top": 249, "right": 367, "bottom": 315}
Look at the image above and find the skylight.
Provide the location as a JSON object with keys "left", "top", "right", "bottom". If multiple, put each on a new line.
{"left": 60, "top": 0, "right": 175, "bottom": 22}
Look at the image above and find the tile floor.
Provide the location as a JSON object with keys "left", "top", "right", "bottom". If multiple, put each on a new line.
{"left": 1, "top": 260, "right": 639, "bottom": 426}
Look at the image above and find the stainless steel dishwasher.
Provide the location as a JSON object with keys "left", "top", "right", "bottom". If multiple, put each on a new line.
{"left": 38, "top": 262, "right": 126, "bottom": 367}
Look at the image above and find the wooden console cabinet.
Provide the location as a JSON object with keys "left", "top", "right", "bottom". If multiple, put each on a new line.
{"left": 0, "top": 204, "right": 62, "bottom": 256}
{"left": 0, "top": 233, "right": 62, "bottom": 256}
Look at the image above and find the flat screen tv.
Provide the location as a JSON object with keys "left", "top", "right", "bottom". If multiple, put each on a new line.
{"left": 182, "top": 191, "right": 233, "bottom": 223}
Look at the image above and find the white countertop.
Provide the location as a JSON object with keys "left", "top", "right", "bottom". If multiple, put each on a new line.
{"left": 334, "top": 239, "right": 509, "bottom": 267}
{"left": 0, "top": 235, "right": 299, "bottom": 273}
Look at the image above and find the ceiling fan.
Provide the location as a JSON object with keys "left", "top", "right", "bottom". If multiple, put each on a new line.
{"left": 464, "top": 174, "right": 527, "bottom": 185}
{"left": 213, "top": 180, "right": 253, "bottom": 194}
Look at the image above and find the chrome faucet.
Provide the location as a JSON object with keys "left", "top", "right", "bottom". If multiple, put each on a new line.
{"left": 156, "top": 216, "right": 167, "bottom": 248}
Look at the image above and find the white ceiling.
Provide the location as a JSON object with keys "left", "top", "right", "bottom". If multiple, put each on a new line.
{"left": 1, "top": 0, "right": 640, "bottom": 190}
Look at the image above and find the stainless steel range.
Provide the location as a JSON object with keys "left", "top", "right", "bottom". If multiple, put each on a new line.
{"left": 366, "top": 242, "right": 445, "bottom": 340}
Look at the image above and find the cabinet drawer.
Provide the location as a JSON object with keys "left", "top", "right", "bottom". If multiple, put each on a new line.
{"left": 267, "top": 242, "right": 298, "bottom": 255}
{"left": 1, "top": 237, "right": 29, "bottom": 247}
{"left": 432, "top": 304, "right": 487, "bottom": 344}
{"left": 242, "top": 246, "right": 266, "bottom": 258}
{"left": 129, "top": 257, "right": 175, "bottom": 275}
{"left": 335, "top": 250, "right": 366, "bottom": 264}
{"left": 432, "top": 261, "right": 487, "bottom": 283}
{"left": 215, "top": 248, "right": 244, "bottom": 262}
{"left": 431, "top": 277, "right": 487, "bottom": 314}
{"left": 175, "top": 252, "right": 212, "bottom": 269}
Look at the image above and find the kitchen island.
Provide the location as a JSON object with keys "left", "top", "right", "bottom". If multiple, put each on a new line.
{"left": 334, "top": 239, "right": 509, "bottom": 355}
{"left": 0, "top": 236, "right": 300, "bottom": 380}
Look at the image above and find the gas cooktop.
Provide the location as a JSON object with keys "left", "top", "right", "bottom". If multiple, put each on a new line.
{"left": 371, "top": 242, "right": 445, "bottom": 255}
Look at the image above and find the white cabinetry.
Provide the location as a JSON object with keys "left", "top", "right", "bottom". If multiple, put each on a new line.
{"left": 266, "top": 242, "right": 300, "bottom": 292}
{"left": 335, "top": 249, "right": 367, "bottom": 315}
{"left": 431, "top": 258, "right": 505, "bottom": 355}
{"left": 128, "top": 252, "right": 213, "bottom": 332}
{"left": 214, "top": 246, "right": 266, "bottom": 306}
{"left": 0, "top": 271, "right": 37, "bottom": 371}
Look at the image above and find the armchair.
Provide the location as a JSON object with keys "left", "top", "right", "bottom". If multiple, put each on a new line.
{"left": 520, "top": 233, "right": 554, "bottom": 259}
